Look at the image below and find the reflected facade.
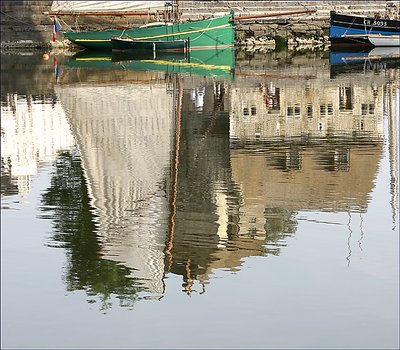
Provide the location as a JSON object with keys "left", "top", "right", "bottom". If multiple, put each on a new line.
{"left": 1, "top": 50, "right": 398, "bottom": 304}
{"left": 1, "top": 94, "right": 74, "bottom": 196}
{"left": 57, "top": 73, "right": 175, "bottom": 296}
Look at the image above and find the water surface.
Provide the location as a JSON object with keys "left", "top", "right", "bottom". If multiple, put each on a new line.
{"left": 1, "top": 49, "right": 399, "bottom": 349}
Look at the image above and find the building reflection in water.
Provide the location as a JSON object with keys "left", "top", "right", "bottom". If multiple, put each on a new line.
{"left": 166, "top": 64, "right": 393, "bottom": 293}
{"left": 229, "top": 73, "right": 385, "bottom": 213}
{"left": 55, "top": 68, "right": 177, "bottom": 299}
{"left": 2, "top": 52, "right": 397, "bottom": 306}
{"left": 1, "top": 93, "right": 74, "bottom": 197}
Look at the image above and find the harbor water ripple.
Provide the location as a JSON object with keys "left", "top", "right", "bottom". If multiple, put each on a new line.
{"left": 1, "top": 48, "right": 399, "bottom": 349}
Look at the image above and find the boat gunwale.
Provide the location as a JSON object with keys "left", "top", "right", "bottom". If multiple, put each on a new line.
{"left": 330, "top": 11, "right": 400, "bottom": 27}
{"left": 111, "top": 38, "right": 188, "bottom": 44}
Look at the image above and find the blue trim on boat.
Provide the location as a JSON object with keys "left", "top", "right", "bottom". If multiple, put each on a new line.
{"left": 329, "top": 50, "right": 369, "bottom": 66}
{"left": 329, "top": 11, "right": 400, "bottom": 47}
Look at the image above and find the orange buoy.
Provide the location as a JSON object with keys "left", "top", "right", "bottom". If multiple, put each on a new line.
{"left": 42, "top": 53, "right": 49, "bottom": 60}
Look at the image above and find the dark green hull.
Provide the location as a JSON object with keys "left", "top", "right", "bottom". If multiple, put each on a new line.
{"left": 64, "top": 14, "right": 234, "bottom": 51}
{"left": 64, "top": 48, "right": 235, "bottom": 78}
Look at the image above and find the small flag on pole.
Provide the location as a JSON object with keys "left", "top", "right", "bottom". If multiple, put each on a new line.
{"left": 53, "top": 16, "right": 62, "bottom": 42}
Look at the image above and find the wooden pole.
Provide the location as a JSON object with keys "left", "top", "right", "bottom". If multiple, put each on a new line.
{"left": 176, "top": 0, "right": 181, "bottom": 22}
{"left": 234, "top": 9, "right": 317, "bottom": 21}
{"left": 44, "top": 10, "right": 158, "bottom": 16}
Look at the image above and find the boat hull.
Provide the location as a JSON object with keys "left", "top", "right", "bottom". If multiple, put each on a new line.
{"left": 111, "top": 38, "right": 188, "bottom": 53}
{"left": 329, "top": 11, "right": 400, "bottom": 47}
{"left": 63, "top": 15, "right": 234, "bottom": 51}
{"left": 368, "top": 34, "right": 400, "bottom": 46}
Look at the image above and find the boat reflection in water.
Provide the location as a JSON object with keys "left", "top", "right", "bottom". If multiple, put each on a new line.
{"left": 329, "top": 46, "right": 400, "bottom": 77}
{"left": 65, "top": 48, "right": 235, "bottom": 78}
{"left": 37, "top": 49, "right": 398, "bottom": 303}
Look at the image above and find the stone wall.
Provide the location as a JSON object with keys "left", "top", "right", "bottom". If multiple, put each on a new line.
{"left": 1, "top": 1, "right": 54, "bottom": 47}
{"left": 179, "top": 1, "right": 391, "bottom": 48}
{"left": 180, "top": 0, "right": 389, "bottom": 20}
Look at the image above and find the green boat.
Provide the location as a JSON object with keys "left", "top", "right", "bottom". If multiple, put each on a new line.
{"left": 62, "top": 13, "right": 235, "bottom": 51}
{"left": 63, "top": 48, "right": 235, "bottom": 78}
{"left": 49, "top": 0, "right": 318, "bottom": 51}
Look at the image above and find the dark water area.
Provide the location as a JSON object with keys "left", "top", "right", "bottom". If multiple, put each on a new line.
{"left": 1, "top": 48, "right": 399, "bottom": 349}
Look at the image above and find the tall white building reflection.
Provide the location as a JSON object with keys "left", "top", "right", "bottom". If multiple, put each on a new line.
{"left": 1, "top": 94, "right": 75, "bottom": 195}
{"left": 56, "top": 73, "right": 176, "bottom": 295}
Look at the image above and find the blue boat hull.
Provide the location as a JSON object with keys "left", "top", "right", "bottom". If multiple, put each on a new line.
{"left": 330, "top": 11, "right": 400, "bottom": 47}
{"left": 329, "top": 49, "right": 370, "bottom": 66}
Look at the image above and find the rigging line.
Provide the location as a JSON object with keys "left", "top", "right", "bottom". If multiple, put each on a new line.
{"left": 74, "top": 14, "right": 80, "bottom": 32}
{"left": 357, "top": 213, "right": 364, "bottom": 252}
{"left": 188, "top": 17, "right": 215, "bottom": 42}
{"left": 57, "top": 16, "right": 73, "bottom": 32}
{"left": 346, "top": 210, "right": 353, "bottom": 267}
{"left": 343, "top": 17, "right": 357, "bottom": 36}
{"left": 388, "top": 82, "right": 399, "bottom": 232}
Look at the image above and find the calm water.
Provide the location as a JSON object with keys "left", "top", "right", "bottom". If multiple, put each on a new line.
{"left": 1, "top": 48, "right": 399, "bottom": 349}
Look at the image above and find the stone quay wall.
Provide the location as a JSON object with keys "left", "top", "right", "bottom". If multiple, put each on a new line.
{"left": 179, "top": 1, "right": 392, "bottom": 50}
{"left": 0, "top": 1, "right": 392, "bottom": 50}
{"left": 1, "top": 1, "right": 54, "bottom": 48}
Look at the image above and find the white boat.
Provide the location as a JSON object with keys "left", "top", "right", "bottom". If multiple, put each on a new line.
{"left": 367, "top": 34, "right": 400, "bottom": 47}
